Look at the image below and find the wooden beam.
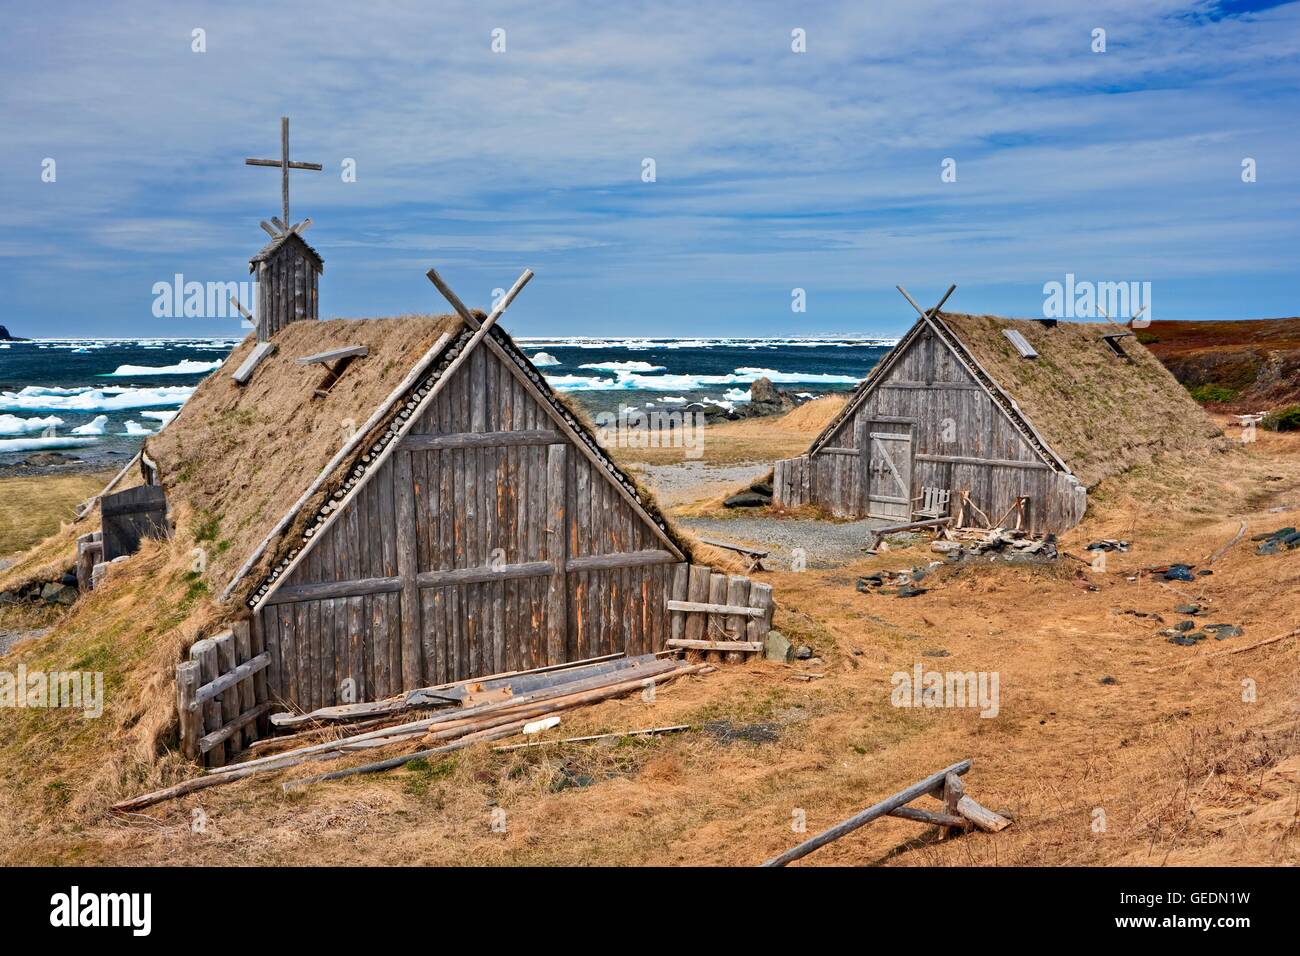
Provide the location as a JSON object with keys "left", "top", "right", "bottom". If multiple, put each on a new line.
{"left": 696, "top": 537, "right": 768, "bottom": 558}
{"left": 915, "top": 453, "right": 1052, "bottom": 471}
{"left": 296, "top": 345, "right": 369, "bottom": 366}
{"left": 666, "top": 600, "right": 766, "bottom": 618}
{"left": 399, "top": 429, "right": 560, "bottom": 451}
{"left": 492, "top": 724, "right": 690, "bottom": 751}
{"left": 666, "top": 639, "right": 762, "bottom": 652}
{"left": 545, "top": 443, "right": 567, "bottom": 665}
{"left": 232, "top": 341, "right": 277, "bottom": 385}
{"left": 199, "top": 703, "right": 275, "bottom": 754}
{"left": 888, "top": 805, "right": 970, "bottom": 829}
{"left": 762, "top": 760, "right": 973, "bottom": 867}
{"left": 195, "top": 653, "right": 272, "bottom": 706}
{"left": 394, "top": 450, "right": 423, "bottom": 690}
{"left": 264, "top": 575, "right": 403, "bottom": 606}
{"left": 956, "top": 795, "right": 1012, "bottom": 832}
{"left": 416, "top": 561, "right": 552, "bottom": 589}
{"left": 565, "top": 549, "right": 675, "bottom": 572}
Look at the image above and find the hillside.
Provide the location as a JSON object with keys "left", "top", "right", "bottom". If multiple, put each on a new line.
{"left": 1138, "top": 317, "right": 1300, "bottom": 411}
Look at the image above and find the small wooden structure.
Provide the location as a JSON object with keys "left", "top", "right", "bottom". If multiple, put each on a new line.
{"left": 773, "top": 285, "right": 1225, "bottom": 533}
{"left": 100, "top": 485, "right": 168, "bottom": 560}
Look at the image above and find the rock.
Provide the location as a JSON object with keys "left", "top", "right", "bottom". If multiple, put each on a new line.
{"left": 0, "top": 591, "right": 17, "bottom": 605}
{"left": 748, "top": 480, "right": 774, "bottom": 497}
{"left": 931, "top": 540, "right": 962, "bottom": 554}
{"left": 764, "top": 629, "right": 794, "bottom": 663}
{"left": 1204, "top": 623, "right": 1243, "bottom": 640}
{"left": 40, "top": 583, "right": 77, "bottom": 605}
{"left": 895, "top": 584, "right": 927, "bottom": 598}
{"left": 0, "top": 558, "right": 12, "bottom": 573}
{"left": 1257, "top": 540, "right": 1280, "bottom": 556}
{"left": 1099, "top": 676, "right": 1118, "bottom": 685}
{"left": 1174, "top": 604, "right": 1201, "bottom": 615}
{"left": 723, "top": 491, "right": 769, "bottom": 509}
{"left": 0, "top": 325, "right": 23, "bottom": 341}
{"left": 1163, "top": 565, "right": 1196, "bottom": 582}
{"left": 794, "top": 644, "right": 813, "bottom": 660}
{"left": 59, "top": 572, "right": 78, "bottom": 587}
{"left": 20, "top": 451, "right": 82, "bottom": 466}
{"left": 1174, "top": 620, "right": 1195, "bottom": 632}
{"left": 91, "top": 562, "right": 110, "bottom": 589}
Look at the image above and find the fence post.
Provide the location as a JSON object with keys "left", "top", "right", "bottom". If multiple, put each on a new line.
{"left": 175, "top": 661, "right": 201, "bottom": 760}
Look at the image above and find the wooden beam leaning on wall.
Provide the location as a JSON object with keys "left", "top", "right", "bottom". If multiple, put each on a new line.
{"left": 761, "top": 760, "right": 1010, "bottom": 866}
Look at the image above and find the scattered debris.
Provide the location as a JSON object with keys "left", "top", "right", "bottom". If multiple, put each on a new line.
{"left": 1174, "top": 603, "right": 1202, "bottom": 616}
{"left": 1204, "top": 623, "right": 1244, "bottom": 640}
{"left": 493, "top": 724, "right": 689, "bottom": 752}
{"left": 1099, "top": 676, "right": 1118, "bottom": 685}
{"left": 793, "top": 645, "right": 813, "bottom": 660}
{"left": 1086, "top": 539, "right": 1129, "bottom": 553}
{"left": 1253, "top": 526, "right": 1300, "bottom": 555}
{"left": 922, "top": 648, "right": 950, "bottom": 658}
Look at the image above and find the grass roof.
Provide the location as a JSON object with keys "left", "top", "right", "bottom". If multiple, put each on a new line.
{"left": 938, "top": 313, "right": 1227, "bottom": 487}
{"left": 145, "top": 316, "right": 462, "bottom": 601}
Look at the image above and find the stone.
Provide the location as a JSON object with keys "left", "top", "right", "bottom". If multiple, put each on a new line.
{"left": 931, "top": 540, "right": 962, "bottom": 554}
{"left": 1174, "top": 604, "right": 1201, "bottom": 615}
{"left": 748, "top": 480, "right": 774, "bottom": 497}
{"left": 764, "top": 629, "right": 794, "bottom": 663}
{"left": 42, "top": 584, "right": 77, "bottom": 606}
{"left": 59, "top": 572, "right": 78, "bottom": 587}
{"left": 91, "top": 562, "right": 110, "bottom": 589}
{"left": 1204, "top": 623, "right": 1243, "bottom": 640}
{"left": 793, "top": 644, "right": 813, "bottom": 660}
{"left": 0, "top": 591, "right": 16, "bottom": 605}
{"left": 723, "top": 491, "right": 768, "bottom": 509}
{"left": 1164, "top": 565, "right": 1196, "bottom": 582}
{"left": 1174, "top": 620, "right": 1195, "bottom": 632}
{"left": 895, "top": 584, "right": 927, "bottom": 598}
{"left": 1099, "top": 676, "right": 1118, "bottom": 685}
{"left": 1257, "top": 540, "right": 1280, "bottom": 556}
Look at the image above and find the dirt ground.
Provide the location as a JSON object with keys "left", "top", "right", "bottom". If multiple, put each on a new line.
{"left": 0, "top": 406, "right": 1296, "bottom": 867}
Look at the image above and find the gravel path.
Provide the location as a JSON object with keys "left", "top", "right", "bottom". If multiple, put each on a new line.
{"left": 679, "top": 514, "right": 891, "bottom": 570}
{"left": 0, "top": 628, "right": 48, "bottom": 656}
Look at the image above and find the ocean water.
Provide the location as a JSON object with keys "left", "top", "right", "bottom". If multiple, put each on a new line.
{"left": 0, "top": 334, "right": 893, "bottom": 468}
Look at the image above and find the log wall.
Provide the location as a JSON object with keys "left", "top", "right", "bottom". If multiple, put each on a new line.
{"left": 774, "top": 325, "right": 1087, "bottom": 532}
{"left": 254, "top": 243, "right": 320, "bottom": 342}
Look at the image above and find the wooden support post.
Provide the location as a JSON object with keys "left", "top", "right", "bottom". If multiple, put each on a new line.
{"left": 706, "top": 573, "right": 728, "bottom": 664}
{"left": 214, "top": 632, "right": 240, "bottom": 763}
{"left": 941, "top": 770, "right": 964, "bottom": 839}
{"left": 191, "top": 639, "right": 223, "bottom": 768}
{"left": 683, "top": 565, "right": 711, "bottom": 652}
{"left": 669, "top": 563, "right": 688, "bottom": 647}
{"left": 175, "top": 661, "right": 201, "bottom": 761}
{"left": 724, "top": 576, "right": 750, "bottom": 664}
{"left": 545, "top": 444, "right": 568, "bottom": 665}
{"left": 747, "top": 582, "right": 774, "bottom": 646}
{"left": 232, "top": 620, "right": 258, "bottom": 749}
{"left": 248, "top": 616, "right": 271, "bottom": 734}
{"left": 394, "top": 450, "right": 423, "bottom": 691}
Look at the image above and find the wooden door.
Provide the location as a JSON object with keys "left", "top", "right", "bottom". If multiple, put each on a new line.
{"left": 866, "top": 430, "right": 913, "bottom": 521}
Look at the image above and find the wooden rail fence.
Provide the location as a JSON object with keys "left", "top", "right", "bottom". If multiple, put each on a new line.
{"left": 665, "top": 563, "right": 773, "bottom": 663}
{"left": 176, "top": 620, "right": 274, "bottom": 767}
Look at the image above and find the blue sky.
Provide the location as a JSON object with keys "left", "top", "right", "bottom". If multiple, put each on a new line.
{"left": 1, "top": 0, "right": 1297, "bottom": 338}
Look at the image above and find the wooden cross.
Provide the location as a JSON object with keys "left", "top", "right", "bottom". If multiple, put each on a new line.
{"left": 244, "top": 116, "right": 322, "bottom": 233}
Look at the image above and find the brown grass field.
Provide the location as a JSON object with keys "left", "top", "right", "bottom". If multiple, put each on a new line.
{"left": 0, "top": 471, "right": 112, "bottom": 558}
{"left": 0, "top": 404, "right": 1296, "bottom": 867}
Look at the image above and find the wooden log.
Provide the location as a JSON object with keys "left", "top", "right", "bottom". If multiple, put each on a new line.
{"left": 175, "top": 661, "right": 201, "bottom": 761}
{"left": 668, "top": 563, "right": 688, "bottom": 646}
{"left": 683, "top": 565, "right": 711, "bottom": 647}
{"left": 545, "top": 443, "right": 568, "bottom": 666}
{"left": 667, "top": 639, "right": 762, "bottom": 652}
{"left": 955, "top": 795, "right": 1012, "bottom": 833}
{"left": 724, "top": 576, "right": 751, "bottom": 664}
{"left": 214, "top": 632, "right": 241, "bottom": 762}
{"left": 746, "top": 582, "right": 774, "bottom": 645}
{"left": 232, "top": 621, "right": 258, "bottom": 748}
{"left": 666, "top": 600, "right": 766, "bottom": 618}
{"left": 565, "top": 550, "right": 674, "bottom": 572}
{"left": 194, "top": 652, "right": 271, "bottom": 705}
{"left": 400, "top": 429, "right": 559, "bottom": 451}
{"left": 199, "top": 703, "right": 276, "bottom": 754}
{"left": 706, "top": 573, "right": 727, "bottom": 664}
{"left": 761, "top": 760, "right": 973, "bottom": 866}
{"left": 191, "top": 640, "right": 224, "bottom": 768}
{"left": 491, "top": 724, "right": 690, "bottom": 751}
{"left": 887, "top": 805, "right": 970, "bottom": 829}
{"left": 394, "top": 450, "right": 422, "bottom": 691}
{"left": 942, "top": 770, "right": 964, "bottom": 839}
{"left": 295, "top": 345, "right": 369, "bottom": 366}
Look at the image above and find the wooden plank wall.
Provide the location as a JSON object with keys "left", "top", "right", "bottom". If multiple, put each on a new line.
{"left": 255, "top": 343, "right": 681, "bottom": 710}
{"left": 255, "top": 245, "right": 320, "bottom": 342}
{"left": 802, "top": 326, "right": 1086, "bottom": 532}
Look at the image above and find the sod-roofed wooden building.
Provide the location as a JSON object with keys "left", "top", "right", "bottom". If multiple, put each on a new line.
{"left": 773, "top": 309, "right": 1225, "bottom": 532}
{"left": 145, "top": 301, "right": 701, "bottom": 713}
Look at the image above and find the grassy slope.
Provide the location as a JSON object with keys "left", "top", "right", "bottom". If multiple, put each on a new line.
{"left": 1140, "top": 317, "right": 1300, "bottom": 411}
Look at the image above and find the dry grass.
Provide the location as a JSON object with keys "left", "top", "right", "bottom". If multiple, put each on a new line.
{"left": 0, "top": 471, "right": 112, "bottom": 559}
{"left": 0, "top": 415, "right": 1296, "bottom": 867}
{"left": 145, "top": 316, "right": 462, "bottom": 602}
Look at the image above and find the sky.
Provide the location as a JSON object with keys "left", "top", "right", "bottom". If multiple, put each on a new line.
{"left": 0, "top": 0, "right": 1297, "bottom": 338}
